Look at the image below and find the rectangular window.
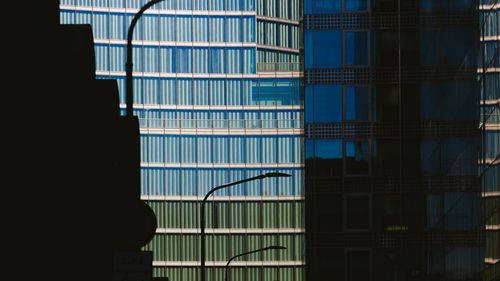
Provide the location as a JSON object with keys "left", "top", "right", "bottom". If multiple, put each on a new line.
{"left": 315, "top": 139, "right": 343, "bottom": 177}
{"left": 305, "top": 0, "right": 341, "bottom": 14}
{"left": 314, "top": 85, "right": 342, "bottom": 122}
{"left": 344, "top": 0, "right": 368, "bottom": 11}
{"left": 345, "top": 86, "right": 369, "bottom": 121}
{"left": 345, "top": 31, "right": 368, "bottom": 66}
{"left": 345, "top": 140, "right": 370, "bottom": 175}
{"left": 307, "top": 30, "right": 342, "bottom": 68}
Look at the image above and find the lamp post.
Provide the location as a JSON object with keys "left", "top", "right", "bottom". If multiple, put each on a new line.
{"left": 126, "top": 0, "right": 164, "bottom": 117}
{"left": 200, "top": 172, "right": 291, "bottom": 281}
{"left": 225, "top": 246, "right": 286, "bottom": 281}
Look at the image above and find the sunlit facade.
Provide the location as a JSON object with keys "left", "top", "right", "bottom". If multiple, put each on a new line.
{"left": 59, "top": 1, "right": 304, "bottom": 281}
{"left": 480, "top": 1, "right": 499, "bottom": 280}
{"left": 305, "top": 0, "right": 483, "bottom": 280}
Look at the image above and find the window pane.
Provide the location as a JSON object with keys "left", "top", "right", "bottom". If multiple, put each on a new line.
{"left": 346, "top": 195, "right": 370, "bottom": 230}
{"left": 345, "top": 141, "right": 369, "bottom": 174}
{"left": 345, "top": 0, "right": 368, "bottom": 11}
{"left": 311, "top": 30, "right": 342, "bottom": 68}
{"left": 314, "top": 85, "right": 342, "bottom": 122}
{"left": 345, "top": 86, "right": 369, "bottom": 120}
{"left": 315, "top": 140, "right": 342, "bottom": 177}
{"left": 345, "top": 31, "right": 368, "bottom": 66}
{"left": 305, "top": 0, "right": 341, "bottom": 14}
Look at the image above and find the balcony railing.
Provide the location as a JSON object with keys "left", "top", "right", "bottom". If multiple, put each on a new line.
{"left": 139, "top": 118, "right": 303, "bottom": 130}
{"left": 257, "top": 62, "right": 303, "bottom": 72}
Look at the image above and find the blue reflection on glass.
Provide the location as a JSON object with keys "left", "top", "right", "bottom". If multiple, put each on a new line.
{"left": 444, "top": 192, "right": 480, "bottom": 230}
{"left": 420, "top": 82, "right": 477, "bottom": 122}
{"left": 316, "top": 139, "right": 342, "bottom": 160}
{"left": 305, "top": 86, "right": 314, "bottom": 123}
{"left": 259, "top": 80, "right": 276, "bottom": 105}
{"left": 427, "top": 194, "right": 443, "bottom": 229}
{"left": 442, "top": 138, "right": 478, "bottom": 176}
{"left": 482, "top": 165, "right": 499, "bottom": 193}
{"left": 250, "top": 79, "right": 298, "bottom": 106}
{"left": 345, "top": 0, "right": 367, "bottom": 11}
{"left": 275, "top": 81, "right": 294, "bottom": 105}
{"left": 445, "top": 247, "right": 483, "bottom": 279}
{"left": 345, "top": 141, "right": 369, "bottom": 174}
{"left": 441, "top": 27, "right": 476, "bottom": 66}
{"left": 345, "top": 31, "right": 368, "bottom": 66}
{"left": 420, "top": 0, "right": 475, "bottom": 10}
{"left": 346, "top": 86, "right": 369, "bottom": 120}
{"left": 305, "top": 0, "right": 341, "bottom": 14}
{"left": 313, "top": 140, "right": 343, "bottom": 177}
{"left": 314, "top": 85, "right": 342, "bottom": 122}
{"left": 310, "top": 30, "right": 342, "bottom": 68}
{"left": 306, "top": 139, "right": 315, "bottom": 160}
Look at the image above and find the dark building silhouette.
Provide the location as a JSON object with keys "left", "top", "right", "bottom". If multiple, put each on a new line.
{"left": 304, "top": 0, "right": 483, "bottom": 280}
{"left": 6, "top": 2, "right": 157, "bottom": 281}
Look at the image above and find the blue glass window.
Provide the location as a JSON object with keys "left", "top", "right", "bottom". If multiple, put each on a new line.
{"left": 344, "top": 0, "right": 368, "bottom": 11}
{"left": 314, "top": 85, "right": 342, "bottom": 122}
{"left": 275, "top": 81, "right": 294, "bottom": 105}
{"left": 345, "top": 31, "right": 368, "bottom": 66}
{"left": 345, "top": 141, "right": 369, "bottom": 175}
{"left": 305, "top": 0, "right": 341, "bottom": 14}
{"left": 305, "top": 86, "right": 314, "bottom": 123}
{"left": 444, "top": 192, "right": 480, "bottom": 230}
{"left": 315, "top": 140, "right": 343, "bottom": 177}
{"left": 210, "top": 48, "right": 226, "bottom": 74}
{"left": 483, "top": 165, "right": 499, "bottom": 193}
{"left": 257, "top": 81, "right": 276, "bottom": 106}
{"left": 345, "top": 86, "right": 369, "bottom": 121}
{"left": 307, "top": 30, "right": 342, "bottom": 68}
{"left": 176, "top": 47, "right": 192, "bottom": 73}
{"left": 445, "top": 247, "right": 482, "bottom": 279}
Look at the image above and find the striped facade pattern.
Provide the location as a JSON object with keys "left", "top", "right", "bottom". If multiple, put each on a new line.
{"left": 480, "top": 1, "right": 500, "bottom": 280}
{"left": 59, "top": 1, "right": 304, "bottom": 281}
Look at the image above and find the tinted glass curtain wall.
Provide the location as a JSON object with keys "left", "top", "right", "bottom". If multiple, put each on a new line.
{"left": 304, "top": 0, "right": 483, "bottom": 281}
{"left": 59, "top": 1, "right": 303, "bottom": 281}
{"left": 480, "top": 1, "right": 500, "bottom": 280}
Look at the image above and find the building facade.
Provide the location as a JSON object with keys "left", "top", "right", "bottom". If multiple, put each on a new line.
{"left": 59, "top": 1, "right": 304, "bottom": 281}
{"left": 480, "top": 1, "right": 499, "bottom": 280}
{"left": 304, "top": 0, "right": 483, "bottom": 280}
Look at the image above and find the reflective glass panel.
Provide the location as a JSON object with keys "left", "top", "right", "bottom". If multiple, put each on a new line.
{"left": 345, "top": 141, "right": 369, "bottom": 174}
{"left": 345, "top": 86, "right": 369, "bottom": 120}
{"left": 345, "top": 31, "right": 368, "bottom": 66}
{"left": 315, "top": 140, "right": 342, "bottom": 177}
{"left": 305, "top": 0, "right": 341, "bottom": 14}
{"left": 345, "top": 0, "right": 368, "bottom": 11}
{"left": 314, "top": 85, "right": 342, "bottom": 122}
{"left": 309, "top": 30, "right": 342, "bottom": 68}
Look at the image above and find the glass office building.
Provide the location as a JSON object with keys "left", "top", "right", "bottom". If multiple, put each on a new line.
{"left": 304, "top": 0, "right": 483, "bottom": 280}
{"left": 480, "top": 1, "right": 499, "bottom": 280}
{"left": 59, "top": 1, "right": 304, "bottom": 281}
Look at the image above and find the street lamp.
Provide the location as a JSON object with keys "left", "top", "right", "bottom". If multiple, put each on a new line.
{"left": 126, "top": 0, "right": 164, "bottom": 117}
{"left": 200, "top": 172, "right": 291, "bottom": 281}
{"left": 225, "top": 246, "right": 287, "bottom": 281}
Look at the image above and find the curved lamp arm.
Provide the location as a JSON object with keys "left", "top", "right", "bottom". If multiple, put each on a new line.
{"left": 126, "top": 0, "right": 164, "bottom": 117}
